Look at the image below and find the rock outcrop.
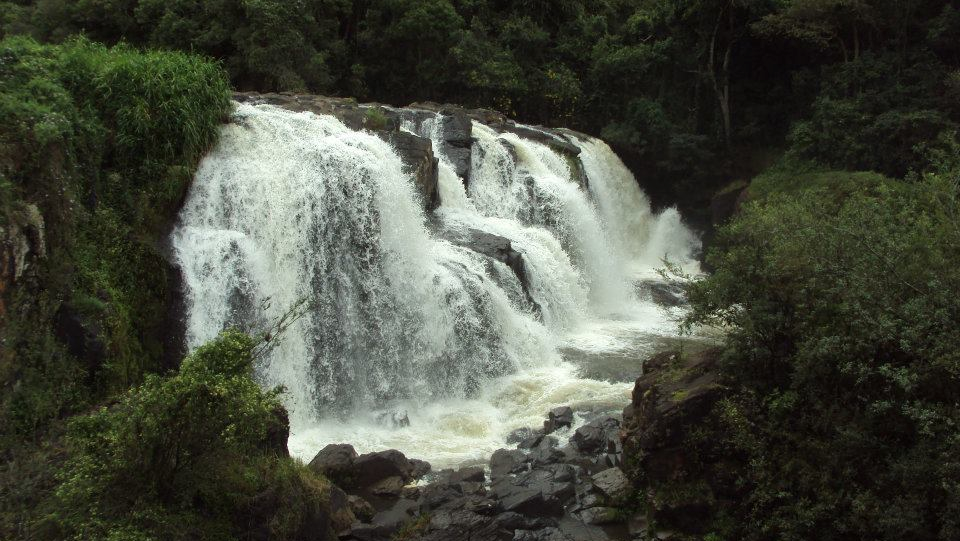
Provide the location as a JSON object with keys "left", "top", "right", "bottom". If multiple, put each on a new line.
{"left": 621, "top": 347, "right": 735, "bottom": 537}
{"left": 0, "top": 203, "right": 45, "bottom": 320}
{"left": 442, "top": 228, "right": 539, "bottom": 313}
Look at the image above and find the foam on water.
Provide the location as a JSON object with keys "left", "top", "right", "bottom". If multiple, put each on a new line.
{"left": 173, "top": 103, "right": 703, "bottom": 468}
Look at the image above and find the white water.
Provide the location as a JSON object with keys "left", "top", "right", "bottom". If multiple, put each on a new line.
{"left": 173, "top": 103, "right": 703, "bottom": 468}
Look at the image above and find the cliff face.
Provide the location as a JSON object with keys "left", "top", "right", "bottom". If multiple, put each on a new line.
{"left": 620, "top": 348, "right": 744, "bottom": 538}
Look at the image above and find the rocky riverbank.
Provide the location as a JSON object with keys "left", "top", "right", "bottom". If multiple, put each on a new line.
{"left": 301, "top": 346, "right": 724, "bottom": 541}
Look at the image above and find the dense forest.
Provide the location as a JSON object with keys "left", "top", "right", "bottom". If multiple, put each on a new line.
{"left": 1, "top": 1, "right": 959, "bottom": 540}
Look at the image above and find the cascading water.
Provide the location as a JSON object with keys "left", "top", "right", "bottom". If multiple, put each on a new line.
{"left": 172, "top": 101, "right": 703, "bottom": 467}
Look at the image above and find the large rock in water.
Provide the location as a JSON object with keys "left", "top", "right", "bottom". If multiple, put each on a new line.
{"left": 382, "top": 131, "right": 439, "bottom": 211}
{"left": 443, "top": 228, "right": 539, "bottom": 313}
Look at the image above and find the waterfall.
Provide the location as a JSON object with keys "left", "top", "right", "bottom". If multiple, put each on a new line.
{"left": 172, "top": 101, "right": 701, "bottom": 466}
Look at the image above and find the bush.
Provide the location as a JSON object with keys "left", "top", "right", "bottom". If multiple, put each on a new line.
{"left": 51, "top": 330, "right": 333, "bottom": 541}
{"left": 684, "top": 171, "right": 960, "bottom": 540}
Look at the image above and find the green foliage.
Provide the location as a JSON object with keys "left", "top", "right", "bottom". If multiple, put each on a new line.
{"left": 51, "top": 330, "right": 331, "bottom": 541}
{"left": 788, "top": 50, "right": 959, "bottom": 177}
{"left": 0, "top": 35, "right": 229, "bottom": 434}
{"left": 684, "top": 171, "right": 960, "bottom": 540}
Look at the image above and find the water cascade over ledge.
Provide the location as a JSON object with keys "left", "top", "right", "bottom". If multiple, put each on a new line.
{"left": 171, "top": 97, "right": 702, "bottom": 467}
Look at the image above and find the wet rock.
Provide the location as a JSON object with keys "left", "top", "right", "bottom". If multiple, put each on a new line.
{"left": 161, "top": 255, "right": 188, "bottom": 371}
{"left": 591, "top": 467, "right": 630, "bottom": 501}
{"left": 490, "top": 448, "right": 527, "bottom": 479}
{"left": 529, "top": 444, "right": 565, "bottom": 467}
{"left": 506, "top": 427, "right": 538, "bottom": 445}
{"left": 443, "top": 228, "right": 537, "bottom": 312}
{"left": 517, "top": 433, "right": 544, "bottom": 450}
{"left": 438, "top": 111, "right": 473, "bottom": 183}
{"left": 417, "top": 483, "right": 463, "bottom": 510}
{"left": 308, "top": 443, "right": 357, "bottom": 486}
{"left": 492, "top": 467, "right": 574, "bottom": 517}
{"left": 498, "top": 486, "right": 553, "bottom": 516}
{"left": 571, "top": 416, "right": 620, "bottom": 455}
{"left": 382, "top": 130, "right": 439, "bottom": 211}
{"left": 543, "top": 406, "right": 574, "bottom": 434}
{"left": 620, "top": 348, "right": 729, "bottom": 535}
{"left": 354, "top": 449, "right": 415, "bottom": 487}
{"left": 410, "top": 458, "right": 432, "bottom": 480}
{"left": 448, "top": 466, "right": 485, "bottom": 484}
{"left": 460, "top": 481, "right": 486, "bottom": 496}
{"left": 638, "top": 280, "right": 687, "bottom": 308}
{"left": 328, "top": 484, "right": 356, "bottom": 531}
{"left": 545, "top": 463, "right": 576, "bottom": 483}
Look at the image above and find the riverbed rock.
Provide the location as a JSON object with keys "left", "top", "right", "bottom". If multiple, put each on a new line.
{"left": 570, "top": 415, "right": 621, "bottom": 455}
{"left": 410, "top": 458, "right": 432, "bottom": 480}
{"left": 490, "top": 448, "right": 527, "bottom": 479}
{"left": 638, "top": 280, "right": 687, "bottom": 308}
{"left": 590, "top": 467, "right": 630, "bottom": 501}
{"left": 543, "top": 406, "right": 573, "bottom": 434}
{"left": 443, "top": 228, "right": 538, "bottom": 312}
{"left": 308, "top": 443, "right": 358, "bottom": 486}
{"left": 382, "top": 130, "right": 439, "bottom": 211}
{"left": 354, "top": 449, "right": 415, "bottom": 487}
{"left": 507, "top": 427, "right": 540, "bottom": 445}
{"left": 448, "top": 466, "right": 485, "bottom": 484}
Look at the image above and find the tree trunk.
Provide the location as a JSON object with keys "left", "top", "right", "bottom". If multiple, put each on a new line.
{"left": 708, "top": 2, "right": 733, "bottom": 151}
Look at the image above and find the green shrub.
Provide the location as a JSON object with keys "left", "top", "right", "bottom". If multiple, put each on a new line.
{"left": 52, "top": 330, "right": 332, "bottom": 541}
{"left": 684, "top": 171, "right": 960, "bottom": 540}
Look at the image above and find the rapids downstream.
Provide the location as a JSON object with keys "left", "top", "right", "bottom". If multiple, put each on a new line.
{"left": 170, "top": 99, "right": 702, "bottom": 469}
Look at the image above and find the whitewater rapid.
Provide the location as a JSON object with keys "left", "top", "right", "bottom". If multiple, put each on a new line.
{"left": 172, "top": 102, "right": 702, "bottom": 468}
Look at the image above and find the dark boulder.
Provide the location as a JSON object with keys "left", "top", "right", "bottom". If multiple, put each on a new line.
{"left": 490, "top": 448, "right": 527, "bottom": 479}
{"left": 448, "top": 466, "right": 485, "bottom": 484}
{"left": 369, "top": 475, "right": 405, "bottom": 497}
{"left": 308, "top": 443, "right": 357, "bottom": 487}
{"left": 444, "top": 228, "right": 539, "bottom": 313}
{"left": 590, "top": 467, "right": 630, "bottom": 501}
{"left": 570, "top": 416, "right": 620, "bottom": 455}
{"left": 543, "top": 406, "right": 573, "bottom": 434}
{"left": 409, "top": 458, "right": 432, "bottom": 480}
{"left": 354, "top": 449, "right": 415, "bottom": 488}
{"left": 506, "top": 427, "right": 539, "bottom": 445}
{"left": 438, "top": 111, "right": 473, "bottom": 184}
{"left": 382, "top": 130, "right": 439, "bottom": 211}
{"left": 637, "top": 279, "right": 687, "bottom": 308}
